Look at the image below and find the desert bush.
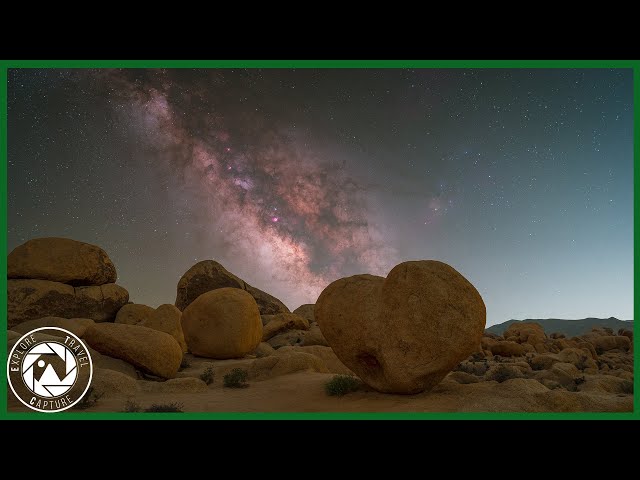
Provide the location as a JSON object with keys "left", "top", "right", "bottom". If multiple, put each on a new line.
{"left": 144, "top": 402, "right": 184, "bottom": 412}
{"left": 200, "top": 366, "right": 215, "bottom": 385}
{"left": 487, "top": 365, "right": 519, "bottom": 383}
{"left": 180, "top": 356, "right": 192, "bottom": 370}
{"left": 73, "top": 387, "right": 103, "bottom": 410}
{"left": 223, "top": 368, "right": 249, "bottom": 388}
{"left": 325, "top": 374, "right": 361, "bottom": 396}
{"left": 123, "top": 400, "right": 142, "bottom": 412}
{"left": 621, "top": 380, "right": 634, "bottom": 394}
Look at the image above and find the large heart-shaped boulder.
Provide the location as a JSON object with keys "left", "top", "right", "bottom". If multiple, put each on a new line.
{"left": 315, "top": 260, "right": 486, "bottom": 394}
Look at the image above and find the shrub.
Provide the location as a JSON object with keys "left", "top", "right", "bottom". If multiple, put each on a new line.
{"left": 180, "top": 356, "right": 192, "bottom": 370}
{"left": 200, "top": 366, "right": 215, "bottom": 385}
{"left": 223, "top": 368, "right": 249, "bottom": 388}
{"left": 73, "top": 387, "right": 103, "bottom": 410}
{"left": 325, "top": 375, "right": 361, "bottom": 396}
{"left": 144, "top": 402, "right": 184, "bottom": 412}
{"left": 487, "top": 365, "right": 520, "bottom": 383}
{"left": 621, "top": 380, "right": 634, "bottom": 394}
{"left": 123, "top": 400, "right": 142, "bottom": 412}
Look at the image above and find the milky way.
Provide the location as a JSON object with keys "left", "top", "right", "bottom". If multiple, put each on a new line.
{"left": 93, "top": 69, "right": 398, "bottom": 306}
{"left": 8, "top": 68, "right": 633, "bottom": 324}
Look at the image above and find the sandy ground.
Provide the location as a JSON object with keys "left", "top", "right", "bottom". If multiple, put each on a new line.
{"left": 7, "top": 370, "right": 633, "bottom": 413}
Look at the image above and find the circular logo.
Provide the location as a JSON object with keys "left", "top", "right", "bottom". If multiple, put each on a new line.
{"left": 7, "top": 327, "right": 93, "bottom": 413}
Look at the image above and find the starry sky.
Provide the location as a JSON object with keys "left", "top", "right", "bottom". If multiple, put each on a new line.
{"left": 7, "top": 68, "right": 633, "bottom": 326}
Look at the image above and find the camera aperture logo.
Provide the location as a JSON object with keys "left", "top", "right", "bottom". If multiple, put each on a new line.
{"left": 7, "top": 327, "right": 93, "bottom": 413}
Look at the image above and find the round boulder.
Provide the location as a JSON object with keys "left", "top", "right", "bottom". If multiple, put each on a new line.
{"left": 140, "top": 304, "right": 188, "bottom": 353}
{"left": 8, "top": 237, "right": 117, "bottom": 286}
{"left": 316, "top": 260, "right": 486, "bottom": 394}
{"left": 181, "top": 287, "right": 262, "bottom": 359}
{"left": 83, "top": 323, "right": 183, "bottom": 379}
{"left": 490, "top": 341, "right": 526, "bottom": 357}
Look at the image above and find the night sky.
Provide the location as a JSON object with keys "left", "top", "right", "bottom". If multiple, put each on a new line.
{"left": 7, "top": 68, "right": 633, "bottom": 326}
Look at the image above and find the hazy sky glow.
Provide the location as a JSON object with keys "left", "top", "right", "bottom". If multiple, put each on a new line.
{"left": 7, "top": 68, "right": 633, "bottom": 325}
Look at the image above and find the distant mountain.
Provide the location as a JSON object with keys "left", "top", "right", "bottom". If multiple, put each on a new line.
{"left": 486, "top": 317, "right": 633, "bottom": 338}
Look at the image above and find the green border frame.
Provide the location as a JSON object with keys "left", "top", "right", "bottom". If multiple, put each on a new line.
{"left": 0, "top": 59, "right": 637, "bottom": 420}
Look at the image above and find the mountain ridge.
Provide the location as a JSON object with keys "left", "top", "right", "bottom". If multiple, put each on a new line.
{"left": 487, "top": 317, "right": 633, "bottom": 337}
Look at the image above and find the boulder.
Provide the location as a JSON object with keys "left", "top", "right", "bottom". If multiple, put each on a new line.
{"left": 528, "top": 353, "right": 560, "bottom": 371}
{"left": 91, "top": 368, "right": 138, "bottom": 397}
{"left": 253, "top": 342, "right": 276, "bottom": 358}
{"left": 591, "top": 335, "right": 631, "bottom": 353}
{"left": 7, "top": 279, "right": 129, "bottom": 328}
{"left": 91, "top": 351, "right": 138, "bottom": 378}
{"left": 83, "top": 323, "right": 182, "bottom": 379}
{"left": 181, "top": 287, "right": 262, "bottom": 359}
{"left": 244, "top": 284, "right": 290, "bottom": 315}
{"left": 316, "top": 260, "right": 486, "bottom": 394}
{"left": 248, "top": 351, "right": 329, "bottom": 380}
{"left": 115, "top": 304, "right": 155, "bottom": 325}
{"left": 503, "top": 322, "right": 547, "bottom": 346}
{"left": 618, "top": 329, "right": 633, "bottom": 341}
{"left": 485, "top": 364, "right": 524, "bottom": 383}
{"left": 175, "top": 260, "right": 289, "bottom": 315}
{"left": 293, "top": 304, "right": 315, "bottom": 323}
{"left": 447, "top": 371, "right": 480, "bottom": 384}
{"left": 11, "top": 316, "right": 95, "bottom": 338}
{"left": 140, "top": 304, "right": 188, "bottom": 353}
{"left": 279, "top": 345, "right": 352, "bottom": 374}
{"left": 262, "top": 313, "right": 309, "bottom": 341}
{"left": 557, "top": 348, "right": 598, "bottom": 370}
{"left": 267, "top": 329, "right": 308, "bottom": 349}
{"left": 490, "top": 341, "right": 526, "bottom": 357}
{"left": 8, "top": 237, "right": 117, "bottom": 286}
{"left": 301, "top": 324, "right": 329, "bottom": 346}
{"left": 548, "top": 362, "right": 582, "bottom": 387}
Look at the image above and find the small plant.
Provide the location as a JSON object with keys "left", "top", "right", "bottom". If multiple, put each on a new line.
{"left": 200, "top": 366, "right": 215, "bottom": 385}
{"left": 73, "top": 387, "right": 103, "bottom": 410}
{"left": 325, "top": 374, "right": 361, "bottom": 396}
{"left": 144, "top": 402, "right": 184, "bottom": 412}
{"left": 620, "top": 380, "right": 634, "bottom": 394}
{"left": 180, "top": 356, "right": 192, "bottom": 370}
{"left": 223, "top": 368, "right": 249, "bottom": 388}
{"left": 123, "top": 400, "right": 142, "bottom": 412}
{"left": 487, "top": 365, "right": 519, "bottom": 383}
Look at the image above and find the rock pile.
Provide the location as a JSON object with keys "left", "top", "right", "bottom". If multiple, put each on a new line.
{"left": 7, "top": 238, "right": 129, "bottom": 328}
